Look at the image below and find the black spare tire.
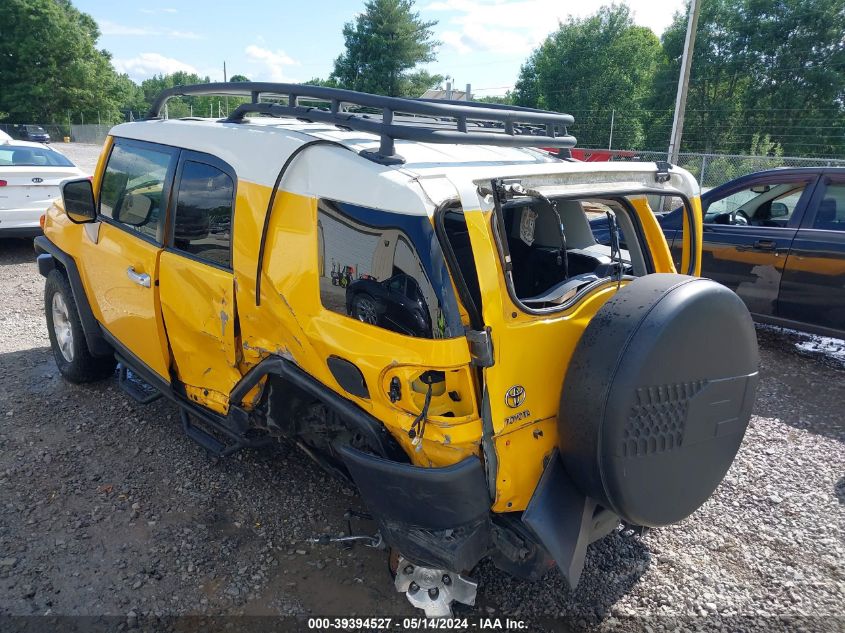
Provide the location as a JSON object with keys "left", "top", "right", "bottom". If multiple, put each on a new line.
{"left": 559, "top": 274, "right": 759, "bottom": 527}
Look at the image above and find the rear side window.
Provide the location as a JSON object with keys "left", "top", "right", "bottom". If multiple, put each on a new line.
{"left": 317, "top": 200, "right": 463, "bottom": 339}
{"left": 813, "top": 184, "right": 845, "bottom": 231}
{"left": 171, "top": 160, "right": 235, "bottom": 268}
{"left": 100, "top": 143, "right": 173, "bottom": 242}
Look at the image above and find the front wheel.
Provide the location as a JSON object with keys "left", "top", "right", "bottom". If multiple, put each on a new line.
{"left": 352, "top": 293, "right": 378, "bottom": 325}
{"left": 45, "top": 270, "right": 116, "bottom": 383}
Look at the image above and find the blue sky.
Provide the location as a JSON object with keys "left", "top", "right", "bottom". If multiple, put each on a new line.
{"left": 75, "top": 0, "right": 686, "bottom": 97}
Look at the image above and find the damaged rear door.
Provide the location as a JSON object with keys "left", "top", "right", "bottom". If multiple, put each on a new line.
{"left": 159, "top": 151, "right": 242, "bottom": 414}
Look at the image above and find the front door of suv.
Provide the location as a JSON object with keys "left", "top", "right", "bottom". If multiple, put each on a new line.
{"left": 80, "top": 138, "right": 177, "bottom": 379}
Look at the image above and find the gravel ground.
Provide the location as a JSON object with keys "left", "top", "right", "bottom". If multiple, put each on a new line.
{"left": 0, "top": 226, "right": 843, "bottom": 630}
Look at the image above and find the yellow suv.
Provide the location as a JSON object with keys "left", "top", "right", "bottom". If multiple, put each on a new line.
{"left": 35, "top": 83, "right": 759, "bottom": 617}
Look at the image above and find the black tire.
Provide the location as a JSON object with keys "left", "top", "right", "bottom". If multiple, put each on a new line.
{"left": 44, "top": 270, "right": 116, "bottom": 383}
{"left": 352, "top": 293, "right": 378, "bottom": 325}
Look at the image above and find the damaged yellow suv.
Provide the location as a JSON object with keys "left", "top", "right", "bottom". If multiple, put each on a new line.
{"left": 35, "top": 83, "right": 759, "bottom": 617}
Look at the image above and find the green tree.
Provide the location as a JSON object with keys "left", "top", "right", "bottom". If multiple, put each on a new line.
{"left": 0, "top": 0, "right": 127, "bottom": 124}
{"left": 514, "top": 4, "right": 662, "bottom": 149}
{"left": 647, "top": 0, "right": 845, "bottom": 156}
{"left": 330, "top": 0, "right": 442, "bottom": 97}
{"left": 140, "top": 72, "right": 218, "bottom": 118}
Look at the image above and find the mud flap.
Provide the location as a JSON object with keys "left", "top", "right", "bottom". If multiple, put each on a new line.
{"left": 522, "top": 450, "right": 616, "bottom": 589}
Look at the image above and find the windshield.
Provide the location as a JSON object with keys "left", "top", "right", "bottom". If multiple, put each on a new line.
{"left": 25, "top": 126, "right": 46, "bottom": 134}
{"left": 0, "top": 145, "right": 74, "bottom": 167}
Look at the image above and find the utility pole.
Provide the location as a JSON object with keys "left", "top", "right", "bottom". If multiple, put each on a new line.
{"left": 608, "top": 109, "right": 615, "bottom": 150}
{"left": 667, "top": 0, "right": 701, "bottom": 165}
{"left": 223, "top": 61, "right": 228, "bottom": 116}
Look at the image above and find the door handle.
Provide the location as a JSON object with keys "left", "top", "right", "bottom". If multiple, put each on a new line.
{"left": 127, "top": 267, "right": 151, "bottom": 288}
{"left": 753, "top": 240, "right": 777, "bottom": 251}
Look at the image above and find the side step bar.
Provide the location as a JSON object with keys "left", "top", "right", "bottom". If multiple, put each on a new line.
{"left": 179, "top": 409, "right": 272, "bottom": 458}
{"left": 114, "top": 354, "right": 270, "bottom": 458}
{"left": 118, "top": 363, "right": 162, "bottom": 404}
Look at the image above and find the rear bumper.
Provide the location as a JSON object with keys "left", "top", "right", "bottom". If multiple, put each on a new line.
{"left": 339, "top": 446, "right": 492, "bottom": 571}
{"left": 0, "top": 226, "right": 42, "bottom": 238}
{"left": 0, "top": 208, "right": 43, "bottom": 234}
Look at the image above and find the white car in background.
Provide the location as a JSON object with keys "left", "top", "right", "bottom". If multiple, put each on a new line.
{"left": 0, "top": 139, "right": 85, "bottom": 238}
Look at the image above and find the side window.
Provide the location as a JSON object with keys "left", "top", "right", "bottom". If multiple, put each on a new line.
{"left": 171, "top": 160, "right": 235, "bottom": 268}
{"left": 100, "top": 143, "right": 172, "bottom": 242}
{"left": 705, "top": 181, "right": 807, "bottom": 226}
{"left": 813, "top": 184, "right": 845, "bottom": 231}
{"left": 317, "top": 200, "right": 463, "bottom": 339}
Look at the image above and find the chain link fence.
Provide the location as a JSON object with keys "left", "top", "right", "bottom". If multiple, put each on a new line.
{"left": 0, "top": 123, "right": 115, "bottom": 145}
{"left": 0, "top": 123, "right": 70, "bottom": 142}
{"left": 611, "top": 150, "right": 845, "bottom": 190}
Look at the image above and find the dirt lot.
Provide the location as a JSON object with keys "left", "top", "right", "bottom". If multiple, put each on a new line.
{"left": 0, "top": 163, "right": 843, "bottom": 629}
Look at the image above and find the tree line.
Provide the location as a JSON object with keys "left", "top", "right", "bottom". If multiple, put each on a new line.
{"left": 514, "top": 0, "right": 845, "bottom": 156}
{"left": 1, "top": 0, "right": 842, "bottom": 157}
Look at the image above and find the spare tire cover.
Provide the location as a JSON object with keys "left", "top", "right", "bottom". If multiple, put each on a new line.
{"left": 559, "top": 274, "right": 759, "bottom": 527}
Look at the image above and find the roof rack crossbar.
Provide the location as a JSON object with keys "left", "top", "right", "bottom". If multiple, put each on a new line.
{"left": 146, "top": 82, "right": 576, "bottom": 165}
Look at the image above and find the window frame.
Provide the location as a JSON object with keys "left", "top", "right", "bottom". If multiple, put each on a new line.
{"left": 490, "top": 190, "right": 661, "bottom": 317}
{"left": 796, "top": 174, "right": 845, "bottom": 232}
{"left": 164, "top": 150, "right": 238, "bottom": 272}
{"left": 97, "top": 137, "right": 179, "bottom": 246}
{"left": 316, "top": 198, "right": 464, "bottom": 340}
{"left": 702, "top": 173, "right": 818, "bottom": 230}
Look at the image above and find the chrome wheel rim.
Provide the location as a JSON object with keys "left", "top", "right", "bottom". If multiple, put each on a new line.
{"left": 51, "top": 292, "right": 74, "bottom": 362}
{"left": 355, "top": 297, "right": 378, "bottom": 325}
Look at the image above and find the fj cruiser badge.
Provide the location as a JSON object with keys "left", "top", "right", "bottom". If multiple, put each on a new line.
{"left": 505, "top": 385, "right": 526, "bottom": 408}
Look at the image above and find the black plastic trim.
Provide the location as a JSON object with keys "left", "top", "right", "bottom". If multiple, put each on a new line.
{"left": 338, "top": 445, "right": 490, "bottom": 530}
{"left": 326, "top": 356, "right": 369, "bottom": 399}
{"left": 33, "top": 236, "right": 112, "bottom": 357}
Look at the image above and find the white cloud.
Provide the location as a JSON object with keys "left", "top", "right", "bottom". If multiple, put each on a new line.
{"left": 244, "top": 45, "right": 300, "bottom": 82}
{"left": 99, "top": 19, "right": 151, "bottom": 36}
{"left": 98, "top": 19, "right": 201, "bottom": 39}
{"left": 113, "top": 53, "right": 200, "bottom": 82}
{"left": 424, "top": 0, "right": 682, "bottom": 56}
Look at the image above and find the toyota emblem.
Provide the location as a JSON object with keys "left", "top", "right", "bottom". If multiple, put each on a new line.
{"left": 31, "top": 177, "right": 43, "bottom": 183}
{"left": 505, "top": 385, "right": 525, "bottom": 408}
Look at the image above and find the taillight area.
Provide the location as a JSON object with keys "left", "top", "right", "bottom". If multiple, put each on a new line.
{"left": 0, "top": 180, "right": 7, "bottom": 187}
{"left": 39, "top": 214, "right": 46, "bottom": 229}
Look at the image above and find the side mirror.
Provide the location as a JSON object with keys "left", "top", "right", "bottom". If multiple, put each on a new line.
{"left": 770, "top": 201, "right": 789, "bottom": 218}
{"left": 61, "top": 178, "right": 97, "bottom": 224}
{"left": 712, "top": 211, "right": 733, "bottom": 225}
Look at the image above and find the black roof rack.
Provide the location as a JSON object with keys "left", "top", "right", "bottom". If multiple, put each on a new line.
{"left": 146, "top": 82, "right": 576, "bottom": 165}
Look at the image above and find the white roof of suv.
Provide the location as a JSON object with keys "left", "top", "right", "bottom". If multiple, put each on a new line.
{"left": 111, "top": 117, "right": 699, "bottom": 215}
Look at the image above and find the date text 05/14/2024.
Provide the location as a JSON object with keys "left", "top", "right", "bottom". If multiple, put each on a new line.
{"left": 306, "top": 617, "right": 529, "bottom": 630}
